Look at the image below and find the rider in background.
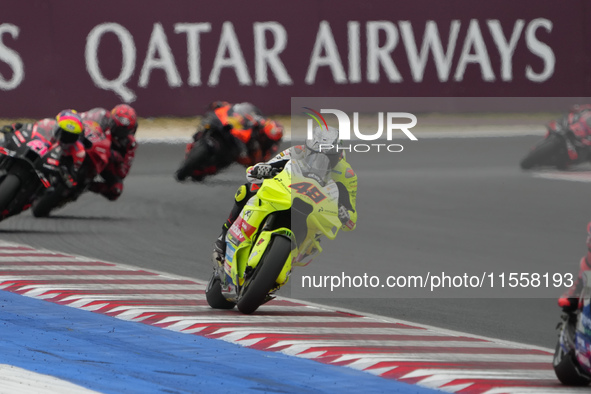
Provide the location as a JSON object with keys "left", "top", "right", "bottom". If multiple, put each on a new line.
{"left": 1, "top": 105, "right": 137, "bottom": 197}
{"left": 548, "top": 104, "right": 591, "bottom": 163}
{"left": 52, "top": 110, "right": 88, "bottom": 174}
{"left": 213, "top": 125, "right": 357, "bottom": 258}
{"left": 559, "top": 222, "right": 591, "bottom": 312}
{"left": 175, "top": 101, "right": 284, "bottom": 181}
{"left": 80, "top": 104, "right": 138, "bottom": 200}
{"left": 4, "top": 110, "right": 88, "bottom": 177}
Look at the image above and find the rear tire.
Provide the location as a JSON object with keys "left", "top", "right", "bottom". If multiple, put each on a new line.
{"left": 237, "top": 236, "right": 291, "bottom": 315}
{"left": 32, "top": 183, "right": 68, "bottom": 218}
{"left": 0, "top": 174, "right": 20, "bottom": 212}
{"left": 205, "top": 273, "right": 236, "bottom": 310}
{"left": 553, "top": 342, "right": 591, "bottom": 386}
{"left": 520, "top": 136, "right": 565, "bottom": 170}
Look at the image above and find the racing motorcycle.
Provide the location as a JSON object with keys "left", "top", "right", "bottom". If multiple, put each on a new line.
{"left": 31, "top": 120, "right": 111, "bottom": 217}
{"left": 0, "top": 124, "right": 63, "bottom": 221}
{"left": 205, "top": 155, "right": 343, "bottom": 314}
{"left": 175, "top": 126, "right": 249, "bottom": 182}
{"left": 520, "top": 119, "right": 591, "bottom": 170}
{"left": 553, "top": 271, "right": 591, "bottom": 386}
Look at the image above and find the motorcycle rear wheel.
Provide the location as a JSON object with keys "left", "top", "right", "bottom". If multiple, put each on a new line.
{"left": 32, "top": 183, "right": 68, "bottom": 218}
{"left": 237, "top": 236, "right": 291, "bottom": 315}
{"left": 520, "top": 135, "right": 565, "bottom": 170}
{"left": 205, "top": 273, "right": 236, "bottom": 310}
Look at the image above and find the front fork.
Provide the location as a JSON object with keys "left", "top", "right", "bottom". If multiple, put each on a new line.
{"left": 556, "top": 312, "right": 577, "bottom": 356}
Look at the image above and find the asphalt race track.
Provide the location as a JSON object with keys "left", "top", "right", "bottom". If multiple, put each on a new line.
{"left": 0, "top": 135, "right": 588, "bottom": 349}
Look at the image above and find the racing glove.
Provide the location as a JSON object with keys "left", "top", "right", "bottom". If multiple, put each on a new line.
{"left": 251, "top": 164, "right": 276, "bottom": 179}
{"left": 338, "top": 204, "right": 350, "bottom": 224}
{"left": 0, "top": 123, "right": 20, "bottom": 134}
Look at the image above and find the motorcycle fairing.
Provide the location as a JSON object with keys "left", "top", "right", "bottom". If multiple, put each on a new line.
{"left": 224, "top": 169, "right": 291, "bottom": 287}
{"left": 575, "top": 272, "right": 591, "bottom": 372}
{"left": 0, "top": 131, "right": 60, "bottom": 189}
{"left": 246, "top": 230, "right": 293, "bottom": 286}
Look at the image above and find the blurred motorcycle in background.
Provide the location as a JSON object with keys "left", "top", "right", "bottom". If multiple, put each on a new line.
{"left": 175, "top": 102, "right": 283, "bottom": 182}
{"left": 520, "top": 105, "right": 591, "bottom": 170}
{"left": 175, "top": 125, "right": 248, "bottom": 182}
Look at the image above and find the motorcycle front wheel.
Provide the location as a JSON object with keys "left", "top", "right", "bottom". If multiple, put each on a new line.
{"left": 553, "top": 341, "right": 591, "bottom": 386}
{"left": 0, "top": 174, "right": 21, "bottom": 212}
{"left": 520, "top": 135, "right": 565, "bottom": 170}
{"left": 175, "top": 142, "right": 211, "bottom": 181}
{"left": 237, "top": 236, "right": 291, "bottom": 315}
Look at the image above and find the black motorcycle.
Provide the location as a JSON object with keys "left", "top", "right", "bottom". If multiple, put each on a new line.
{"left": 520, "top": 121, "right": 591, "bottom": 170}
{"left": 0, "top": 124, "right": 64, "bottom": 221}
{"left": 175, "top": 126, "right": 245, "bottom": 182}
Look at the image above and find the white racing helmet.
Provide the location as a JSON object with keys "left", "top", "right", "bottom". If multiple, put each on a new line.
{"left": 302, "top": 126, "right": 342, "bottom": 183}
{"left": 305, "top": 126, "right": 341, "bottom": 165}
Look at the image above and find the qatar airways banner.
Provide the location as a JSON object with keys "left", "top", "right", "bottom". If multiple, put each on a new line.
{"left": 0, "top": 0, "right": 589, "bottom": 117}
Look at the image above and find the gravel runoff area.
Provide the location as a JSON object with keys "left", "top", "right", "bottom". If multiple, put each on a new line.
{"left": 0, "top": 113, "right": 560, "bottom": 141}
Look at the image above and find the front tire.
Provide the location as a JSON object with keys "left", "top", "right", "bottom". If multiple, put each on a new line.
{"left": 175, "top": 143, "right": 210, "bottom": 181}
{"left": 520, "top": 135, "right": 565, "bottom": 170}
{"left": 0, "top": 174, "right": 21, "bottom": 212}
{"left": 553, "top": 341, "right": 591, "bottom": 386}
{"left": 237, "top": 236, "right": 291, "bottom": 315}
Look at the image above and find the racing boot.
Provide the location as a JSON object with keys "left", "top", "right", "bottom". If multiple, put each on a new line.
{"left": 558, "top": 256, "right": 591, "bottom": 312}
{"left": 212, "top": 183, "right": 256, "bottom": 263}
{"left": 213, "top": 223, "right": 230, "bottom": 261}
{"left": 213, "top": 223, "right": 238, "bottom": 296}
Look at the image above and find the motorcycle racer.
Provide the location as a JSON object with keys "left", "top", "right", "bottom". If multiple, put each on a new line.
{"left": 4, "top": 110, "right": 88, "bottom": 178}
{"left": 2, "top": 110, "right": 86, "bottom": 169}
{"left": 175, "top": 101, "right": 283, "bottom": 181}
{"left": 1, "top": 105, "right": 137, "bottom": 200}
{"left": 50, "top": 110, "right": 88, "bottom": 175}
{"left": 80, "top": 104, "right": 138, "bottom": 200}
{"left": 547, "top": 104, "right": 591, "bottom": 163}
{"left": 213, "top": 125, "right": 357, "bottom": 258}
{"left": 558, "top": 221, "right": 591, "bottom": 312}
